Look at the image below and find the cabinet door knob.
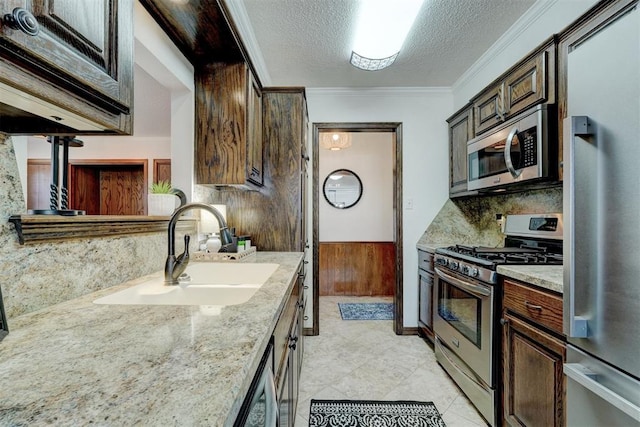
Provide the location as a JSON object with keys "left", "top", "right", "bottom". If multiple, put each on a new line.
{"left": 4, "top": 8, "right": 40, "bottom": 36}
{"left": 500, "top": 318, "right": 509, "bottom": 326}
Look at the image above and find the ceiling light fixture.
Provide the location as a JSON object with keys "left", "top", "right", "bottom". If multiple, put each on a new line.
{"left": 320, "top": 132, "right": 352, "bottom": 151}
{"left": 350, "top": 0, "right": 424, "bottom": 71}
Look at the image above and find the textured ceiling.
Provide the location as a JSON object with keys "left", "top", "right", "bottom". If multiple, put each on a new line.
{"left": 236, "top": 0, "right": 536, "bottom": 88}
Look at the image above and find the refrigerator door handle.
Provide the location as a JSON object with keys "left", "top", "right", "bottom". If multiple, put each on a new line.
{"left": 564, "top": 363, "right": 640, "bottom": 422}
{"left": 563, "top": 115, "right": 593, "bottom": 338}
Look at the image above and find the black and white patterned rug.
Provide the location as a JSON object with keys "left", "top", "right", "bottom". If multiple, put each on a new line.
{"left": 309, "top": 400, "right": 446, "bottom": 427}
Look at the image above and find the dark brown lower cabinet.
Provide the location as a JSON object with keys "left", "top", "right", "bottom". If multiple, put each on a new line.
{"left": 502, "top": 279, "right": 566, "bottom": 427}
{"left": 274, "top": 264, "right": 304, "bottom": 426}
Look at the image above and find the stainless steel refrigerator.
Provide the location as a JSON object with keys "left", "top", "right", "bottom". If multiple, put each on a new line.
{"left": 563, "top": 2, "right": 640, "bottom": 426}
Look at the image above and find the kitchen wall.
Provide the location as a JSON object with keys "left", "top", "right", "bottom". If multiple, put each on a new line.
{"left": 319, "top": 132, "right": 394, "bottom": 242}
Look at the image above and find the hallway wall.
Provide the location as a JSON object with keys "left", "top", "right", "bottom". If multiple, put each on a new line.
{"left": 319, "top": 132, "right": 393, "bottom": 242}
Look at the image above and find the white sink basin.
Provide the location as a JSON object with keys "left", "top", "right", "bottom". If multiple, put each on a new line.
{"left": 93, "top": 262, "right": 279, "bottom": 306}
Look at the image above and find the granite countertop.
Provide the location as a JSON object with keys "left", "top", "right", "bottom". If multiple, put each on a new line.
{"left": 416, "top": 242, "right": 455, "bottom": 253}
{"left": 497, "top": 265, "right": 563, "bottom": 294}
{"left": 0, "top": 252, "right": 303, "bottom": 426}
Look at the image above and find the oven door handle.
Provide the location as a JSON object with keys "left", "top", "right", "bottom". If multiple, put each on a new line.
{"left": 504, "top": 127, "right": 522, "bottom": 178}
{"left": 434, "top": 267, "right": 491, "bottom": 297}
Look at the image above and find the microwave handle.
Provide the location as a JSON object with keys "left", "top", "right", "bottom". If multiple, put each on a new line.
{"left": 504, "top": 127, "right": 522, "bottom": 178}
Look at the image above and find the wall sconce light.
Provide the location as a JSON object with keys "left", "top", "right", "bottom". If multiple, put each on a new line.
{"left": 320, "top": 132, "right": 352, "bottom": 151}
{"left": 350, "top": 0, "right": 424, "bottom": 71}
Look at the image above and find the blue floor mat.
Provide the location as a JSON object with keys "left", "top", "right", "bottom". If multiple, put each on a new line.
{"left": 338, "top": 303, "right": 394, "bottom": 320}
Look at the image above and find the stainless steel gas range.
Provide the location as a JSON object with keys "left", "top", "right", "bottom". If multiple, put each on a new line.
{"left": 433, "top": 213, "right": 563, "bottom": 426}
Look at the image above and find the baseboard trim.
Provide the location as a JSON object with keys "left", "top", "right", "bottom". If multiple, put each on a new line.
{"left": 399, "top": 327, "right": 419, "bottom": 336}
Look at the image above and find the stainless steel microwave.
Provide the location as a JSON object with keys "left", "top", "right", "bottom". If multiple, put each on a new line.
{"left": 467, "top": 104, "right": 556, "bottom": 192}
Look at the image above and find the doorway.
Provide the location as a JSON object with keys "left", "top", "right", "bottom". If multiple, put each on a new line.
{"left": 312, "top": 123, "right": 403, "bottom": 335}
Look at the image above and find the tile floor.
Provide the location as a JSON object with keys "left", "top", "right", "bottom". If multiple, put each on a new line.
{"left": 295, "top": 296, "right": 488, "bottom": 426}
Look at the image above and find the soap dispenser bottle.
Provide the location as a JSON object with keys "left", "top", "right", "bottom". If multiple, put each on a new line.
{"left": 206, "top": 233, "right": 222, "bottom": 253}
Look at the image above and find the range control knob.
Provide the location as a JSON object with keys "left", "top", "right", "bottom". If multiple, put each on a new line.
{"left": 469, "top": 267, "right": 479, "bottom": 278}
{"left": 461, "top": 265, "right": 469, "bottom": 275}
{"left": 448, "top": 260, "right": 459, "bottom": 270}
{"left": 436, "top": 257, "right": 447, "bottom": 266}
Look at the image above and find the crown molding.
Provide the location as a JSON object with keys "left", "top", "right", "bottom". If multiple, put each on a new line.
{"left": 223, "top": 0, "right": 272, "bottom": 86}
{"left": 452, "top": 0, "right": 558, "bottom": 93}
{"left": 306, "top": 87, "right": 452, "bottom": 97}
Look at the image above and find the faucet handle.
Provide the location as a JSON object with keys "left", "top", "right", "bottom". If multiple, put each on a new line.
{"left": 183, "top": 235, "right": 190, "bottom": 255}
{"left": 176, "top": 234, "right": 190, "bottom": 263}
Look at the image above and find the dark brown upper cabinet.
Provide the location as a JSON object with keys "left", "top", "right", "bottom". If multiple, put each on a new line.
{"left": 472, "top": 37, "right": 556, "bottom": 135}
{"left": 195, "top": 62, "right": 263, "bottom": 189}
{"left": 447, "top": 103, "right": 475, "bottom": 197}
{"left": 0, "top": 0, "right": 134, "bottom": 134}
{"left": 138, "top": 0, "right": 244, "bottom": 65}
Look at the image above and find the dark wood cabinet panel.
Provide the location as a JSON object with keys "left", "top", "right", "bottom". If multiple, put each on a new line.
{"left": 195, "top": 62, "right": 263, "bottom": 188}
{"left": 319, "top": 242, "right": 396, "bottom": 296}
{"left": 247, "top": 72, "right": 264, "bottom": 185}
{"left": 473, "top": 38, "right": 555, "bottom": 135}
{"left": 0, "top": 0, "right": 133, "bottom": 134}
{"left": 503, "top": 314, "right": 566, "bottom": 427}
{"left": 447, "top": 104, "right": 474, "bottom": 197}
{"left": 210, "top": 88, "right": 307, "bottom": 253}
{"left": 503, "top": 279, "right": 563, "bottom": 335}
{"left": 274, "top": 263, "right": 304, "bottom": 427}
{"left": 138, "top": 0, "right": 243, "bottom": 65}
{"left": 153, "top": 159, "right": 171, "bottom": 184}
{"left": 68, "top": 160, "right": 147, "bottom": 215}
{"left": 70, "top": 165, "right": 101, "bottom": 214}
{"left": 504, "top": 53, "right": 546, "bottom": 115}
{"left": 98, "top": 168, "right": 145, "bottom": 215}
{"left": 502, "top": 278, "right": 566, "bottom": 427}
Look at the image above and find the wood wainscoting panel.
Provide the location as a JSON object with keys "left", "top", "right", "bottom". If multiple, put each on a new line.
{"left": 319, "top": 242, "right": 395, "bottom": 296}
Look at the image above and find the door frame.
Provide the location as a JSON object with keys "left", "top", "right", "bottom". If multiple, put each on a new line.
{"left": 312, "top": 122, "right": 403, "bottom": 335}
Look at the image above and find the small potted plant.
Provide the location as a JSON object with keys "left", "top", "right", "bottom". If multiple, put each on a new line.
{"left": 148, "top": 180, "right": 177, "bottom": 216}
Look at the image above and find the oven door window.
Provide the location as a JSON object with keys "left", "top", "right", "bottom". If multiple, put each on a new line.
{"left": 438, "top": 279, "right": 482, "bottom": 348}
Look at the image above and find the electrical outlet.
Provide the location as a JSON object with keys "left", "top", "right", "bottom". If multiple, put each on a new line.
{"left": 406, "top": 198, "right": 414, "bottom": 210}
{"left": 496, "top": 213, "right": 505, "bottom": 232}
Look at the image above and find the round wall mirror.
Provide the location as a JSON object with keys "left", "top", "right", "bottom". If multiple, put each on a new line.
{"left": 323, "top": 169, "right": 363, "bottom": 209}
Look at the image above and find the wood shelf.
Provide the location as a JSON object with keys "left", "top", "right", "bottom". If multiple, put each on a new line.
{"left": 8, "top": 215, "right": 197, "bottom": 245}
